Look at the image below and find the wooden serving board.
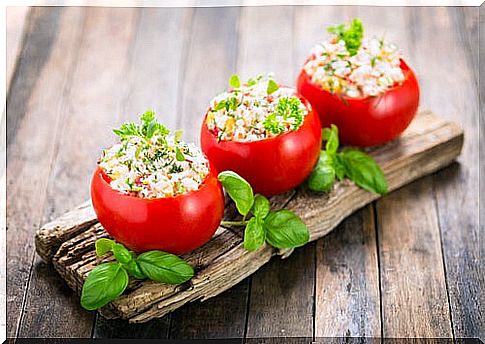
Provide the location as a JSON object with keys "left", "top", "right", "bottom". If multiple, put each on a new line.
{"left": 34, "top": 110, "right": 464, "bottom": 323}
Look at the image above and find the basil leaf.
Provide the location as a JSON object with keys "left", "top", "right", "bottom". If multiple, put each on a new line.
{"left": 137, "top": 251, "right": 194, "bottom": 284}
{"left": 339, "top": 149, "right": 388, "bottom": 195}
{"left": 251, "top": 194, "right": 270, "bottom": 219}
{"left": 322, "top": 124, "right": 339, "bottom": 154}
{"left": 80, "top": 262, "right": 129, "bottom": 310}
{"left": 244, "top": 216, "right": 266, "bottom": 251}
{"left": 229, "top": 74, "right": 241, "bottom": 88}
{"left": 175, "top": 147, "right": 185, "bottom": 162}
{"left": 95, "top": 238, "right": 115, "bottom": 256}
{"left": 308, "top": 152, "right": 336, "bottom": 192}
{"left": 333, "top": 153, "right": 346, "bottom": 181}
{"left": 218, "top": 171, "right": 254, "bottom": 216}
{"left": 124, "top": 259, "right": 146, "bottom": 280}
{"left": 264, "top": 210, "right": 310, "bottom": 249}
{"left": 112, "top": 243, "right": 132, "bottom": 265}
{"left": 267, "top": 79, "right": 279, "bottom": 95}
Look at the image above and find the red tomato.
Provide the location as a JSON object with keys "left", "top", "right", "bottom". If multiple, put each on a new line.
{"left": 90, "top": 166, "right": 224, "bottom": 255}
{"left": 200, "top": 96, "right": 322, "bottom": 197}
{"left": 297, "top": 59, "right": 420, "bottom": 147}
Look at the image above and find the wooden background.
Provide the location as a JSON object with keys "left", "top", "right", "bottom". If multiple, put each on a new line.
{"left": 5, "top": 5, "right": 483, "bottom": 340}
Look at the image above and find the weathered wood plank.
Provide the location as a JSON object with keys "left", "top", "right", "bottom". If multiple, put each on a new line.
{"left": 118, "top": 7, "right": 193, "bottom": 129}
{"left": 286, "top": 111, "right": 463, "bottom": 241}
{"left": 236, "top": 6, "right": 314, "bottom": 340}
{"left": 35, "top": 201, "right": 96, "bottom": 263}
{"left": 35, "top": 111, "right": 463, "bottom": 324}
{"left": 6, "top": 7, "right": 83, "bottom": 338}
{"left": 315, "top": 206, "right": 380, "bottom": 337}
{"left": 176, "top": 7, "right": 239, "bottom": 143}
{"left": 409, "top": 7, "right": 481, "bottom": 338}
{"left": 18, "top": 7, "right": 140, "bottom": 338}
{"left": 479, "top": 5, "right": 485, "bottom": 341}
{"left": 89, "top": 7, "right": 194, "bottom": 339}
{"left": 293, "top": 6, "right": 381, "bottom": 339}
{"left": 378, "top": 177, "right": 453, "bottom": 337}
{"left": 6, "top": 6, "right": 30, "bottom": 93}
{"left": 165, "top": 6, "right": 246, "bottom": 339}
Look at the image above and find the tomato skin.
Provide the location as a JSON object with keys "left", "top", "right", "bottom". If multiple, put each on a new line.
{"left": 90, "top": 165, "right": 224, "bottom": 255}
{"left": 200, "top": 96, "right": 322, "bottom": 197}
{"left": 297, "top": 59, "right": 420, "bottom": 147}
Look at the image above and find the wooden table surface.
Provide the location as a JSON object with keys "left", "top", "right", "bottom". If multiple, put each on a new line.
{"left": 5, "top": 5, "right": 483, "bottom": 340}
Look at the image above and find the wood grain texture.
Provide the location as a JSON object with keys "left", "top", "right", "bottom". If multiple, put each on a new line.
{"left": 90, "top": 7, "right": 193, "bottom": 339}
{"left": 293, "top": 6, "right": 381, "bottom": 339}
{"left": 6, "top": 7, "right": 30, "bottom": 93}
{"left": 315, "top": 206, "right": 380, "bottom": 337}
{"left": 6, "top": 7, "right": 83, "bottom": 338}
{"left": 236, "top": 6, "right": 315, "bottom": 340}
{"left": 408, "top": 7, "right": 482, "bottom": 338}
{"left": 18, "top": 7, "right": 140, "bottom": 338}
{"left": 177, "top": 6, "right": 239, "bottom": 143}
{"left": 9, "top": 6, "right": 482, "bottom": 339}
{"left": 479, "top": 5, "right": 485, "bottom": 341}
{"left": 166, "top": 7, "right": 249, "bottom": 339}
{"left": 377, "top": 178, "right": 453, "bottom": 337}
{"left": 35, "top": 111, "right": 463, "bottom": 325}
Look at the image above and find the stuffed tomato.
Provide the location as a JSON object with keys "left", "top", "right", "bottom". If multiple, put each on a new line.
{"left": 297, "top": 19, "right": 419, "bottom": 147}
{"left": 91, "top": 111, "right": 224, "bottom": 255}
{"left": 200, "top": 75, "right": 321, "bottom": 197}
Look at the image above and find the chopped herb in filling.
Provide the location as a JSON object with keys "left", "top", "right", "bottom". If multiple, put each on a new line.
{"left": 206, "top": 74, "right": 309, "bottom": 142}
{"left": 98, "top": 111, "right": 209, "bottom": 199}
{"left": 304, "top": 19, "right": 406, "bottom": 98}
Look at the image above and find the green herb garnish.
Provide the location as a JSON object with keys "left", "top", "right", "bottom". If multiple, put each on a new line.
{"left": 263, "top": 97, "right": 304, "bottom": 134}
{"left": 327, "top": 18, "right": 364, "bottom": 56}
{"left": 308, "top": 125, "right": 388, "bottom": 194}
{"left": 113, "top": 110, "right": 170, "bottom": 141}
{"left": 219, "top": 171, "right": 310, "bottom": 251}
{"left": 81, "top": 239, "right": 193, "bottom": 310}
{"left": 266, "top": 79, "right": 279, "bottom": 95}
{"left": 229, "top": 74, "right": 241, "bottom": 88}
{"left": 263, "top": 113, "right": 285, "bottom": 135}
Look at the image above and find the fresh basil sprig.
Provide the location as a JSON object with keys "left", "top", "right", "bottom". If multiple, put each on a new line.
{"left": 81, "top": 239, "right": 194, "bottom": 310}
{"left": 218, "top": 171, "right": 309, "bottom": 251}
{"left": 308, "top": 125, "right": 388, "bottom": 195}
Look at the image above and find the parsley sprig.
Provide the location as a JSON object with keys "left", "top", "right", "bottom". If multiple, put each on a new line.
{"left": 113, "top": 110, "right": 170, "bottom": 141}
{"left": 327, "top": 18, "right": 364, "bottom": 56}
{"left": 263, "top": 97, "right": 304, "bottom": 135}
{"left": 81, "top": 239, "right": 193, "bottom": 310}
{"left": 218, "top": 171, "right": 309, "bottom": 251}
{"left": 308, "top": 125, "right": 388, "bottom": 194}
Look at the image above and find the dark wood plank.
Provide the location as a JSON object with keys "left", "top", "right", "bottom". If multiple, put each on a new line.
{"left": 377, "top": 177, "right": 452, "bottom": 337}
{"left": 409, "top": 7, "right": 481, "bottom": 338}
{"left": 6, "top": 7, "right": 84, "bottom": 338}
{"left": 18, "top": 7, "right": 140, "bottom": 338}
{"left": 236, "top": 6, "right": 312, "bottom": 340}
{"left": 480, "top": 5, "right": 485, "bottom": 341}
{"left": 315, "top": 206, "right": 380, "bottom": 337}
{"left": 168, "top": 6, "right": 245, "bottom": 339}
{"left": 91, "top": 7, "right": 194, "bottom": 338}
{"left": 294, "top": 6, "right": 381, "bottom": 338}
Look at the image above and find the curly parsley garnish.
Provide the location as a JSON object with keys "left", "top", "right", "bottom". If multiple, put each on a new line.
{"left": 263, "top": 97, "right": 304, "bottom": 134}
